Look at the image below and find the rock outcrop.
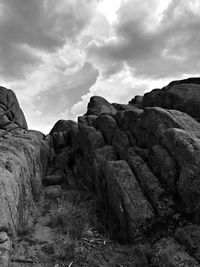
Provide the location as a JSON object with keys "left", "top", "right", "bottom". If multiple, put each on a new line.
{"left": 3, "top": 78, "right": 200, "bottom": 265}
{"left": 0, "top": 87, "right": 51, "bottom": 265}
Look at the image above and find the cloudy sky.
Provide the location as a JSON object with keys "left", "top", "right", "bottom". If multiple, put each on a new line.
{"left": 0, "top": 0, "right": 200, "bottom": 133}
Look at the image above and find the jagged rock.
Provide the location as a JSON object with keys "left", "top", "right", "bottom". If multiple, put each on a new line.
{"left": 175, "top": 224, "right": 200, "bottom": 262}
{"left": 162, "top": 128, "right": 200, "bottom": 219}
{"left": 142, "top": 77, "right": 200, "bottom": 120}
{"left": 0, "top": 86, "right": 27, "bottom": 130}
{"left": 93, "top": 146, "right": 118, "bottom": 195}
{"left": 126, "top": 148, "right": 173, "bottom": 217}
{"left": 112, "top": 129, "right": 131, "bottom": 158}
{"left": 152, "top": 237, "right": 199, "bottom": 267}
{"left": 149, "top": 145, "right": 177, "bottom": 192}
{"left": 78, "top": 124, "right": 105, "bottom": 157}
{"left": 86, "top": 96, "right": 117, "bottom": 116}
{"left": 94, "top": 115, "right": 119, "bottom": 144}
{"left": 105, "top": 160, "right": 154, "bottom": 241}
{"left": 78, "top": 115, "right": 97, "bottom": 126}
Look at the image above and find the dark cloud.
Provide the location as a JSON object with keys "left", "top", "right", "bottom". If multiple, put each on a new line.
{"left": 87, "top": 0, "right": 200, "bottom": 79}
{"left": 34, "top": 62, "right": 99, "bottom": 117}
{"left": 0, "top": 0, "right": 99, "bottom": 79}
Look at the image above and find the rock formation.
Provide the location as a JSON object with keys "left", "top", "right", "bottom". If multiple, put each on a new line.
{"left": 2, "top": 78, "right": 200, "bottom": 266}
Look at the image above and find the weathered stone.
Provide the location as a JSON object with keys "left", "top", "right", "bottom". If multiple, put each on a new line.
{"left": 94, "top": 115, "right": 119, "bottom": 144}
{"left": 0, "top": 232, "right": 8, "bottom": 243}
{"left": 152, "top": 237, "right": 199, "bottom": 267}
{"left": 0, "top": 132, "right": 50, "bottom": 236}
{"left": 51, "top": 131, "right": 67, "bottom": 150}
{"left": 149, "top": 145, "right": 178, "bottom": 192}
{"left": 105, "top": 160, "right": 154, "bottom": 241}
{"left": 133, "top": 147, "right": 150, "bottom": 163}
{"left": 126, "top": 148, "right": 173, "bottom": 217}
{"left": 115, "top": 108, "right": 143, "bottom": 131}
{"left": 0, "top": 236, "right": 12, "bottom": 266}
{"left": 0, "top": 86, "right": 27, "bottom": 130}
{"left": 78, "top": 124, "right": 105, "bottom": 157}
{"left": 93, "top": 146, "right": 118, "bottom": 194}
{"left": 86, "top": 96, "right": 117, "bottom": 116}
{"left": 44, "top": 185, "right": 62, "bottom": 200}
{"left": 142, "top": 77, "right": 200, "bottom": 120}
{"left": 50, "top": 120, "right": 78, "bottom": 134}
{"left": 78, "top": 115, "right": 97, "bottom": 126}
{"left": 175, "top": 224, "right": 200, "bottom": 262}
{"left": 162, "top": 128, "right": 200, "bottom": 218}
{"left": 132, "top": 107, "right": 200, "bottom": 148}
{"left": 112, "top": 129, "right": 131, "bottom": 158}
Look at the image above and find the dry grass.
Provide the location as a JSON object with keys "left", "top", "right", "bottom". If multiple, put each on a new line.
{"left": 49, "top": 190, "right": 111, "bottom": 264}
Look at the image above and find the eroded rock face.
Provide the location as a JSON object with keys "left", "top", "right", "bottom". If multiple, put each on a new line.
{"left": 4, "top": 78, "right": 200, "bottom": 265}
{"left": 105, "top": 160, "right": 154, "bottom": 241}
{"left": 0, "top": 86, "right": 27, "bottom": 130}
{"left": 0, "top": 131, "right": 50, "bottom": 235}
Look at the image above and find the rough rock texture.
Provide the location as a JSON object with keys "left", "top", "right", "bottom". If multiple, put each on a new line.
{"left": 86, "top": 96, "right": 117, "bottom": 116}
{"left": 0, "top": 86, "right": 27, "bottom": 130}
{"left": 0, "top": 89, "right": 51, "bottom": 266}
{"left": 4, "top": 78, "right": 200, "bottom": 265}
{"left": 142, "top": 77, "right": 200, "bottom": 120}
{"left": 105, "top": 160, "right": 154, "bottom": 241}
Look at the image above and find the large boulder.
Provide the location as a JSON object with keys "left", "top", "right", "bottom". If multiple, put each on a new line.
{"left": 142, "top": 77, "right": 200, "bottom": 120}
{"left": 50, "top": 120, "right": 78, "bottom": 149}
{"left": 0, "top": 86, "right": 27, "bottom": 130}
{"left": 93, "top": 145, "right": 118, "bottom": 195}
{"left": 126, "top": 148, "right": 173, "bottom": 217}
{"left": 50, "top": 120, "right": 78, "bottom": 134}
{"left": 132, "top": 107, "right": 200, "bottom": 148}
{"left": 0, "top": 131, "right": 50, "bottom": 236}
{"left": 86, "top": 96, "right": 117, "bottom": 116}
{"left": 162, "top": 128, "right": 200, "bottom": 220}
{"left": 105, "top": 160, "right": 154, "bottom": 241}
{"left": 78, "top": 124, "right": 105, "bottom": 157}
{"left": 149, "top": 145, "right": 178, "bottom": 192}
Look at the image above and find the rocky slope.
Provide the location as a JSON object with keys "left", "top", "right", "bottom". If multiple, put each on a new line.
{"left": 2, "top": 78, "right": 200, "bottom": 266}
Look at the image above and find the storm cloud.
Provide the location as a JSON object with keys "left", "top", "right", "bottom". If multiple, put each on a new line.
{"left": 0, "top": 0, "right": 200, "bottom": 133}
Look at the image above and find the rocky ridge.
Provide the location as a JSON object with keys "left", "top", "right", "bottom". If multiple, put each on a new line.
{"left": 1, "top": 78, "right": 200, "bottom": 266}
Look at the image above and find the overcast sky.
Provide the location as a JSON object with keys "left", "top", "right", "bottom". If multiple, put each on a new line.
{"left": 0, "top": 0, "right": 200, "bottom": 133}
